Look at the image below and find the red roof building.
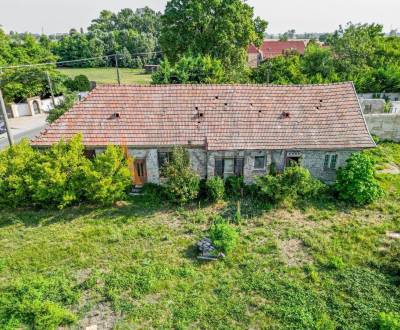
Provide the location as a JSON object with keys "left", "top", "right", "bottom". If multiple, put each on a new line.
{"left": 248, "top": 40, "right": 307, "bottom": 67}
{"left": 32, "top": 83, "right": 375, "bottom": 184}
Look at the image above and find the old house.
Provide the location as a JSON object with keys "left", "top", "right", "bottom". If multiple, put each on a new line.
{"left": 31, "top": 83, "right": 375, "bottom": 185}
{"left": 247, "top": 40, "right": 307, "bottom": 67}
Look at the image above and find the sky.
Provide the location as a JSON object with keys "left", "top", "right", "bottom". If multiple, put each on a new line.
{"left": 0, "top": 0, "right": 399, "bottom": 35}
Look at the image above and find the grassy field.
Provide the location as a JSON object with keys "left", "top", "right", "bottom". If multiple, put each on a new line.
{"left": 0, "top": 143, "right": 399, "bottom": 329}
{"left": 58, "top": 67, "right": 152, "bottom": 85}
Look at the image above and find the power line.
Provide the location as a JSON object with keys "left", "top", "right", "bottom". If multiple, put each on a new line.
{"left": 0, "top": 51, "right": 162, "bottom": 70}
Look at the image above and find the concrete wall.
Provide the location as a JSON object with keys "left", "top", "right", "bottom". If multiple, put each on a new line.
{"left": 364, "top": 113, "right": 400, "bottom": 142}
{"left": 358, "top": 93, "right": 400, "bottom": 101}
{"left": 360, "top": 99, "right": 386, "bottom": 114}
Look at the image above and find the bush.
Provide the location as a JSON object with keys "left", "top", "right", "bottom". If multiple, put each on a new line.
{"left": 47, "top": 93, "right": 76, "bottom": 124}
{"left": 65, "top": 74, "right": 91, "bottom": 92}
{"left": 163, "top": 146, "right": 200, "bottom": 204}
{"left": 205, "top": 177, "right": 225, "bottom": 202}
{"left": 85, "top": 145, "right": 132, "bottom": 205}
{"left": 225, "top": 176, "right": 245, "bottom": 198}
{"left": 255, "top": 166, "right": 325, "bottom": 204}
{"left": 31, "top": 134, "right": 92, "bottom": 209}
{"left": 208, "top": 222, "right": 239, "bottom": 253}
{"left": 0, "top": 140, "right": 38, "bottom": 208}
{"left": 335, "top": 153, "right": 383, "bottom": 205}
{"left": 0, "top": 134, "right": 132, "bottom": 209}
{"left": 377, "top": 312, "right": 400, "bottom": 330}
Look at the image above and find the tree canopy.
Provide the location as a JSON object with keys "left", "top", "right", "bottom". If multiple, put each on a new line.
{"left": 252, "top": 23, "right": 400, "bottom": 93}
{"left": 160, "top": 0, "right": 267, "bottom": 77}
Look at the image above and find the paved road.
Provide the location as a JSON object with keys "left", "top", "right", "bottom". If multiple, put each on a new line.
{"left": 0, "top": 114, "right": 47, "bottom": 150}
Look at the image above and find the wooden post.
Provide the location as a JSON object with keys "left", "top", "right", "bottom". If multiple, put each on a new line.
{"left": 46, "top": 71, "right": 56, "bottom": 107}
{"left": 0, "top": 89, "right": 14, "bottom": 146}
{"left": 115, "top": 54, "right": 121, "bottom": 85}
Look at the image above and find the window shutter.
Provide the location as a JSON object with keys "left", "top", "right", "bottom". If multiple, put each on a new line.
{"left": 330, "top": 154, "right": 338, "bottom": 169}
{"left": 324, "top": 155, "right": 330, "bottom": 170}
{"left": 234, "top": 158, "right": 244, "bottom": 176}
{"left": 215, "top": 159, "right": 224, "bottom": 178}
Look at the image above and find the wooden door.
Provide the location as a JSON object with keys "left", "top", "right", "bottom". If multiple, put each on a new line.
{"left": 134, "top": 159, "right": 147, "bottom": 186}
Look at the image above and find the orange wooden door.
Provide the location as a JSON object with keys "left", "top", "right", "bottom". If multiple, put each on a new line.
{"left": 134, "top": 159, "right": 147, "bottom": 186}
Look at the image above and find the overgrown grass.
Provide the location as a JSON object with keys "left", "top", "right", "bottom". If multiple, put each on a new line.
{"left": 0, "top": 143, "right": 399, "bottom": 329}
{"left": 57, "top": 68, "right": 152, "bottom": 84}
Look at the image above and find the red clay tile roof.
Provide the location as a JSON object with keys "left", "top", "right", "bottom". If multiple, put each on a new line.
{"left": 248, "top": 40, "right": 306, "bottom": 59}
{"left": 31, "top": 83, "right": 375, "bottom": 151}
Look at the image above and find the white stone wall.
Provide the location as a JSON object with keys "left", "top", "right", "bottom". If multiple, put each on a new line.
{"left": 364, "top": 113, "right": 400, "bottom": 142}
{"left": 128, "top": 149, "right": 159, "bottom": 184}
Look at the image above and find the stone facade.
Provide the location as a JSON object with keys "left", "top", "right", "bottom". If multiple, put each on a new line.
{"left": 120, "top": 147, "right": 358, "bottom": 185}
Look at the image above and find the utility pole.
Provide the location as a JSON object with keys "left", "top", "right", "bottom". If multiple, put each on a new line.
{"left": 0, "top": 89, "right": 14, "bottom": 146}
{"left": 46, "top": 71, "right": 56, "bottom": 107}
{"left": 115, "top": 54, "right": 121, "bottom": 85}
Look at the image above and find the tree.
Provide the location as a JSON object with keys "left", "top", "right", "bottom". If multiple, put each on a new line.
{"left": 252, "top": 54, "right": 306, "bottom": 84}
{"left": 152, "top": 55, "right": 225, "bottom": 84}
{"left": 301, "top": 43, "right": 339, "bottom": 83}
{"left": 160, "top": 0, "right": 267, "bottom": 77}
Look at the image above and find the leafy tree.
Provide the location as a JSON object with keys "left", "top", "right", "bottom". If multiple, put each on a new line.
{"left": 47, "top": 93, "right": 76, "bottom": 124}
{"left": 64, "top": 74, "right": 91, "bottom": 92}
{"left": 252, "top": 54, "right": 306, "bottom": 84}
{"left": 160, "top": 0, "right": 267, "bottom": 77}
{"left": 301, "top": 43, "right": 339, "bottom": 83}
{"left": 335, "top": 153, "right": 383, "bottom": 205}
{"left": 0, "top": 67, "right": 67, "bottom": 103}
{"left": 163, "top": 146, "right": 200, "bottom": 204}
{"left": 152, "top": 55, "right": 225, "bottom": 84}
{"left": 205, "top": 177, "right": 225, "bottom": 202}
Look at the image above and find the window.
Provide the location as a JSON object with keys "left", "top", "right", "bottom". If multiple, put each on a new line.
{"left": 214, "top": 157, "right": 244, "bottom": 178}
{"left": 254, "top": 156, "right": 266, "bottom": 169}
{"left": 84, "top": 149, "right": 96, "bottom": 160}
{"left": 158, "top": 151, "right": 172, "bottom": 173}
{"left": 324, "top": 154, "right": 338, "bottom": 170}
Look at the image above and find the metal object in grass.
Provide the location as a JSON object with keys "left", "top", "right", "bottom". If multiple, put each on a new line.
{"left": 197, "top": 237, "right": 225, "bottom": 260}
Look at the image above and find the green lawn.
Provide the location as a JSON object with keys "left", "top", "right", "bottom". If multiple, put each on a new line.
{"left": 0, "top": 144, "right": 399, "bottom": 329}
{"left": 58, "top": 67, "right": 152, "bottom": 85}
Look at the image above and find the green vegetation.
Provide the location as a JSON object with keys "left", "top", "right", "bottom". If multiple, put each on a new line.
{"left": 205, "top": 177, "right": 225, "bottom": 202}
{"left": 0, "top": 135, "right": 131, "bottom": 209}
{"left": 335, "top": 153, "right": 384, "bottom": 205}
{"left": 152, "top": 55, "right": 225, "bottom": 84}
{"left": 208, "top": 221, "right": 239, "bottom": 253}
{"left": 252, "top": 23, "right": 400, "bottom": 93}
{"left": 57, "top": 67, "right": 151, "bottom": 84}
{"left": 46, "top": 93, "right": 76, "bottom": 123}
{"left": 162, "top": 146, "right": 200, "bottom": 204}
{"left": 160, "top": 0, "right": 267, "bottom": 80}
{"left": 255, "top": 166, "right": 326, "bottom": 205}
{"left": 0, "top": 142, "right": 399, "bottom": 329}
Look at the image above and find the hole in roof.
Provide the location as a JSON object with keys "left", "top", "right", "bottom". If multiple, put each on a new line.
{"left": 195, "top": 106, "right": 199, "bottom": 110}
{"left": 215, "top": 96, "right": 219, "bottom": 99}
{"left": 110, "top": 112, "right": 120, "bottom": 119}
{"left": 250, "top": 103, "right": 253, "bottom": 106}
{"left": 198, "top": 121, "right": 201, "bottom": 124}
{"left": 281, "top": 111, "right": 290, "bottom": 118}
{"left": 224, "top": 103, "right": 228, "bottom": 106}
{"left": 199, "top": 113, "right": 204, "bottom": 117}
{"left": 258, "top": 110, "right": 262, "bottom": 113}
{"left": 316, "top": 106, "right": 320, "bottom": 110}
{"left": 320, "top": 99, "right": 323, "bottom": 102}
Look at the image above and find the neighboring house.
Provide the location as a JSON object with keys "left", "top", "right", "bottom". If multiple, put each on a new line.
{"left": 31, "top": 83, "right": 375, "bottom": 185}
{"left": 247, "top": 40, "right": 307, "bottom": 67}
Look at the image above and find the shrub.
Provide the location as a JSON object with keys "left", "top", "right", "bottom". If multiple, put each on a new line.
{"left": 46, "top": 93, "right": 76, "bottom": 124}
{"left": 31, "top": 134, "right": 92, "bottom": 209}
{"left": 335, "top": 152, "right": 383, "bottom": 205}
{"left": 205, "top": 177, "right": 225, "bottom": 202}
{"left": 255, "top": 165, "right": 325, "bottom": 204}
{"left": 225, "top": 176, "right": 244, "bottom": 198}
{"left": 67, "top": 74, "right": 91, "bottom": 92}
{"left": 85, "top": 145, "right": 132, "bottom": 205}
{"left": 209, "top": 222, "right": 239, "bottom": 253}
{"left": 377, "top": 312, "right": 400, "bottom": 330}
{"left": 163, "top": 146, "right": 200, "bottom": 204}
{"left": 0, "top": 140, "right": 37, "bottom": 207}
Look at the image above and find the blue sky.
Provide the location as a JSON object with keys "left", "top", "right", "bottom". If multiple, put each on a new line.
{"left": 1, "top": 0, "right": 399, "bottom": 34}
